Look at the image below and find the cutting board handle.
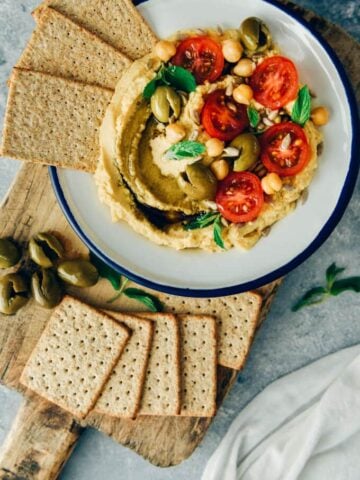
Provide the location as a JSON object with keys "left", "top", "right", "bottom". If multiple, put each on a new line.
{"left": 0, "top": 394, "right": 82, "bottom": 480}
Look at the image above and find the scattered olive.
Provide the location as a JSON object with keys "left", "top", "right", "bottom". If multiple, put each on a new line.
{"left": 231, "top": 133, "right": 260, "bottom": 171}
{"left": 178, "top": 162, "right": 218, "bottom": 201}
{"left": 0, "top": 238, "right": 21, "bottom": 269}
{"left": 0, "top": 273, "right": 29, "bottom": 315}
{"left": 57, "top": 260, "right": 99, "bottom": 288}
{"left": 240, "top": 17, "right": 272, "bottom": 54}
{"left": 31, "top": 269, "right": 63, "bottom": 309}
{"left": 150, "top": 86, "right": 181, "bottom": 123}
{"left": 29, "top": 232, "right": 64, "bottom": 268}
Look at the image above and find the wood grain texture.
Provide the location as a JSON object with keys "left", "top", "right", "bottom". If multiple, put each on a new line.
{"left": 0, "top": 393, "right": 81, "bottom": 480}
{"left": 0, "top": 1, "right": 359, "bottom": 476}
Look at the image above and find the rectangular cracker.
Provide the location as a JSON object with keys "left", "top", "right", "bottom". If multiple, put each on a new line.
{"left": 161, "top": 291, "right": 262, "bottom": 370}
{"left": 17, "top": 7, "right": 131, "bottom": 90}
{"left": 136, "top": 313, "right": 181, "bottom": 416}
{"left": 20, "top": 296, "right": 130, "bottom": 419}
{"left": 178, "top": 315, "right": 217, "bottom": 417}
{"left": 36, "top": 0, "right": 157, "bottom": 60}
{"left": 93, "top": 312, "right": 153, "bottom": 419}
{"left": 0, "top": 69, "right": 112, "bottom": 172}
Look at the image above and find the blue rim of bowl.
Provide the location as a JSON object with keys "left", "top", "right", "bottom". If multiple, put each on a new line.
{"left": 49, "top": 0, "right": 360, "bottom": 298}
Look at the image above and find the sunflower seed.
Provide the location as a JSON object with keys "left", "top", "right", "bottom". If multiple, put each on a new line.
{"left": 227, "top": 102, "right": 238, "bottom": 113}
{"left": 225, "top": 82, "right": 234, "bottom": 96}
{"left": 222, "top": 147, "right": 240, "bottom": 157}
{"left": 268, "top": 110, "right": 279, "bottom": 121}
{"left": 203, "top": 201, "right": 218, "bottom": 211}
{"left": 261, "top": 226, "right": 272, "bottom": 237}
{"left": 301, "top": 188, "right": 309, "bottom": 205}
{"left": 190, "top": 109, "right": 201, "bottom": 125}
{"left": 188, "top": 129, "right": 199, "bottom": 141}
{"left": 221, "top": 217, "right": 230, "bottom": 227}
{"left": 280, "top": 133, "right": 291, "bottom": 151}
{"left": 263, "top": 118, "right": 274, "bottom": 127}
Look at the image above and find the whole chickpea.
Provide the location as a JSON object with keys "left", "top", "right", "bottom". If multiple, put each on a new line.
{"left": 311, "top": 106, "right": 330, "bottom": 126}
{"left": 166, "top": 123, "right": 186, "bottom": 144}
{"left": 261, "top": 173, "right": 283, "bottom": 195}
{"left": 222, "top": 39, "right": 243, "bottom": 63}
{"left": 233, "top": 84, "right": 254, "bottom": 105}
{"left": 210, "top": 159, "right": 230, "bottom": 181}
{"left": 206, "top": 138, "right": 225, "bottom": 157}
{"left": 233, "top": 58, "right": 255, "bottom": 77}
{"left": 154, "top": 40, "right": 177, "bottom": 62}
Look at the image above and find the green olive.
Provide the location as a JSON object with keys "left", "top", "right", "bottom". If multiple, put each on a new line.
{"left": 57, "top": 260, "right": 99, "bottom": 288}
{"left": 31, "top": 269, "right": 63, "bottom": 309}
{"left": 150, "top": 86, "right": 181, "bottom": 123}
{"left": 231, "top": 133, "right": 260, "bottom": 171}
{"left": 0, "top": 273, "right": 29, "bottom": 315}
{"left": 240, "top": 17, "right": 272, "bottom": 53}
{"left": 0, "top": 238, "right": 21, "bottom": 269}
{"left": 29, "top": 232, "right": 64, "bottom": 268}
{"left": 178, "top": 162, "right": 217, "bottom": 201}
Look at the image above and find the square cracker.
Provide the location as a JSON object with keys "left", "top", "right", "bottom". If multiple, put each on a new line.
{"left": 0, "top": 68, "right": 112, "bottom": 172}
{"left": 178, "top": 315, "right": 217, "bottom": 417}
{"left": 136, "top": 313, "right": 181, "bottom": 416}
{"left": 17, "top": 7, "right": 131, "bottom": 90}
{"left": 20, "top": 296, "right": 130, "bottom": 419}
{"left": 36, "top": 0, "right": 157, "bottom": 60}
{"left": 160, "top": 291, "right": 262, "bottom": 370}
{"left": 93, "top": 312, "right": 153, "bottom": 419}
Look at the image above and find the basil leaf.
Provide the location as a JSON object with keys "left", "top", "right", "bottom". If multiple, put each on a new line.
{"left": 143, "top": 78, "right": 158, "bottom": 100}
{"left": 89, "top": 253, "right": 121, "bottom": 290}
{"left": 247, "top": 106, "right": 260, "bottom": 128}
{"left": 326, "top": 263, "right": 346, "bottom": 290}
{"left": 292, "top": 286, "right": 328, "bottom": 312}
{"left": 330, "top": 277, "right": 360, "bottom": 296}
{"left": 124, "top": 288, "right": 164, "bottom": 312}
{"left": 184, "top": 212, "right": 219, "bottom": 231}
{"left": 164, "top": 64, "right": 197, "bottom": 93}
{"left": 166, "top": 141, "right": 206, "bottom": 160}
{"left": 291, "top": 85, "right": 311, "bottom": 126}
{"left": 213, "top": 216, "right": 225, "bottom": 249}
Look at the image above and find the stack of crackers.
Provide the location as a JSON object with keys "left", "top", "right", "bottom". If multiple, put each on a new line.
{"left": 0, "top": 0, "right": 157, "bottom": 171}
{"left": 21, "top": 294, "right": 261, "bottom": 419}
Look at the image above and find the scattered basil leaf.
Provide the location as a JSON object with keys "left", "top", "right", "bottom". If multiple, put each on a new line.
{"left": 247, "top": 106, "right": 260, "bottom": 128}
{"left": 326, "top": 262, "right": 346, "bottom": 290}
{"left": 292, "top": 286, "right": 328, "bottom": 312}
{"left": 124, "top": 288, "right": 164, "bottom": 312}
{"left": 292, "top": 262, "right": 360, "bottom": 311}
{"left": 166, "top": 141, "right": 206, "bottom": 160}
{"left": 164, "top": 64, "right": 197, "bottom": 93}
{"left": 184, "top": 212, "right": 219, "bottom": 231}
{"left": 89, "top": 253, "right": 121, "bottom": 290}
{"left": 143, "top": 63, "right": 196, "bottom": 100}
{"left": 291, "top": 85, "right": 311, "bottom": 126}
{"left": 331, "top": 277, "right": 360, "bottom": 296}
{"left": 213, "top": 216, "right": 225, "bottom": 249}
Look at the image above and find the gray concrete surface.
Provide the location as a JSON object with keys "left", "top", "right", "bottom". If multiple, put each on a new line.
{"left": 0, "top": 1, "right": 359, "bottom": 479}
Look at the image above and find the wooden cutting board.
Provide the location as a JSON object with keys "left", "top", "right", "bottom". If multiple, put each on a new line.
{"left": 0, "top": 1, "right": 359, "bottom": 479}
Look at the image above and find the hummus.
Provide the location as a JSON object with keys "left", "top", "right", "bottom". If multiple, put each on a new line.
{"left": 95, "top": 27, "right": 323, "bottom": 252}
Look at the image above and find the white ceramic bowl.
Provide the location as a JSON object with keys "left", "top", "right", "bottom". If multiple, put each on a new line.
{"left": 50, "top": 0, "right": 359, "bottom": 297}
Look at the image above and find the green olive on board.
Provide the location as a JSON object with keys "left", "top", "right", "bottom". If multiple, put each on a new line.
{"left": 178, "top": 162, "right": 218, "bottom": 201}
{"left": 150, "top": 86, "right": 181, "bottom": 123}
{"left": 29, "top": 232, "right": 64, "bottom": 268}
{"left": 0, "top": 273, "right": 29, "bottom": 315}
{"left": 57, "top": 260, "right": 99, "bottom": 288}
{"left": 231, "top": 133, "right": 260, "bottom": 172}
{"left": 31, "top": 269, "right": 63, "bottom": 309}
{"left": 0, "top": 238, "right": 21, "bottom": 269}
{"left": 240, "top": 17, "right": 272, "bottom": 53}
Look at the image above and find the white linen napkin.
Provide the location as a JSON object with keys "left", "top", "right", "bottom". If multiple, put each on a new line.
{"left": 202, "top": 344, "right": 360, "bottom": 480}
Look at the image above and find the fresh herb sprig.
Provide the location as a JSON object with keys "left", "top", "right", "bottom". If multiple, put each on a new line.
{"left": 184, "top": 212, "right": 225, "bottom": 249}
{"left": 166, "top": 141, "right": 206, "bottom": 160}
{"left": 247, "top": 106, "right": 260, "bottom": 128}
{"left": 291, "top": 85, "right": 311, "bottom": 126}
{"left": 90, "top": 254, "right": 163, "bottom": 311}
{"left": 292, "top": 263, "right": 360, "bottom": 311}
{"left": 143, "top": 64, "right": 196, "bottom": 100}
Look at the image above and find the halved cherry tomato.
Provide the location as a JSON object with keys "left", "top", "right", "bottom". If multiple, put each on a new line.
{"left": 250, "top": 56, "right": 298, "bottom": 109}
{"left": 171, "top": 36, "right": 224, "bottom": 84}
{"left": 201, "top": 90, "right": 249, "bottom": 142}
{"left": 216, "top": 172, "right": 264, "bottom": 223}
{"left": 260, "top": 122, "right": 310, "bottom": 176}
